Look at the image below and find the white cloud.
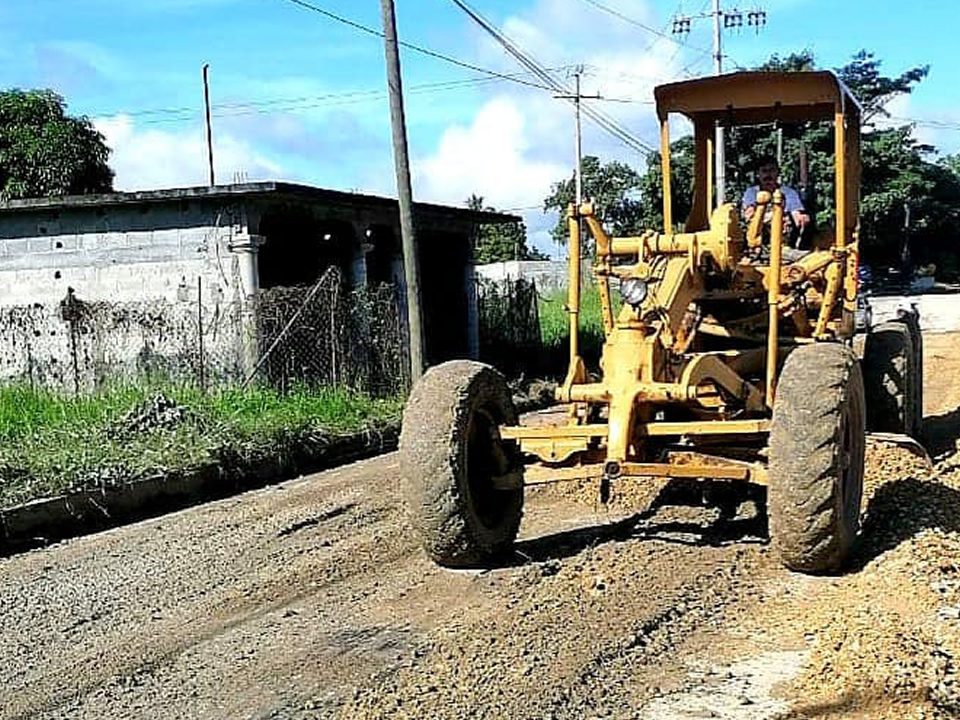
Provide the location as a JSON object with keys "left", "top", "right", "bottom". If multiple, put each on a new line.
{"left": 415, "top": 0, "right": 681, "bottom": 256}
{"left": 415, "top": 96, "right": 566, "bottom": 209}
{"left": 94, "top": 114, "right": 284, "bottom": 190}
{"left": 874, "top": 95, "right": 960, "bottom": 156}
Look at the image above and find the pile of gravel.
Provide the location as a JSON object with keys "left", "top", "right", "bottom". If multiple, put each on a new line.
{"left": 785, "top": 440, "right": 960, "bottom": 719}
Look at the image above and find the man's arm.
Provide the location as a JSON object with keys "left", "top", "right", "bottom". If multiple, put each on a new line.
{"left": 783, "top": 187, "right": 810, "bottom": 229}
{"left": 741, "top": 186, "right": 758, "bottom": 221}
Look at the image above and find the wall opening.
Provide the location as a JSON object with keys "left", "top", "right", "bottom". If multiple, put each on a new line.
{"left": 257, "top": 205, "right": 356, "bottom": 288}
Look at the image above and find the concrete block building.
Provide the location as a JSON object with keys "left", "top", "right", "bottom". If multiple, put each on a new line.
{"left": 0, "top": 182, "right": 514, "bottom": 389}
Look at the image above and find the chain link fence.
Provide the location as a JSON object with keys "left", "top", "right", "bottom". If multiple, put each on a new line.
{"left": 477, "top": 277, "right": 544, "bottom": 377}
{"left": 252, "top": 266, "right": 406, "bottom": 396}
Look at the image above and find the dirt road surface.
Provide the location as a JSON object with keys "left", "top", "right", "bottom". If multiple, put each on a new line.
{"left": 3, "top": 334, "right": 960, "bottom": 720}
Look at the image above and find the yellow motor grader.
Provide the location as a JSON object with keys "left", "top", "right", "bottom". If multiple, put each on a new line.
{"left": 400, "top": 71, "right": 923, "bottom": 574}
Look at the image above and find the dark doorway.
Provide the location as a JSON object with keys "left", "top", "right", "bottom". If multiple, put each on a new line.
{"left": 418, "top": 229, "right": 471, "bottom": 364}
{"left": 257, "top": 205, "right": 355, "bottom": 288}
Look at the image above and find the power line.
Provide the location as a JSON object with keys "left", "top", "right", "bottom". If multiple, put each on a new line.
{"left": 888, "top": 115, "right": 960, "bottom": 131}
{"left": 277, "top": 0, "right": 554, "bottom": 91}
{"left": 97, "top": 69, "right": 568, "bottom": 125}
{"left": 447, "top": 0, "right": 656, "bottom": 155}
{"left": 579, "top": 0, "right": 712, "bottom": 58}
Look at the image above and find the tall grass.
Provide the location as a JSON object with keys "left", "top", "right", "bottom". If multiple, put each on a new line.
{"left": 0, "top": 383, "right": 403, "bottom": 508}
{"left": 537, "top": 285, "right": 618, "bottom": 371}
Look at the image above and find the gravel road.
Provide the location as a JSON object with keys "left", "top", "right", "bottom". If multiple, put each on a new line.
{"left": 3, "top": 334, "right": 960, "bottom": 720}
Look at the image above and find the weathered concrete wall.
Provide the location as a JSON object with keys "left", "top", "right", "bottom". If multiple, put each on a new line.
{"left": 870, "top": 293, "right": 960, "bottom": 334}
{"left": 0, "top": 202, "right": 250, "bottom": 389}
{"left": 475, "top": 259, "right": 590, "bottom": 294}
{"left": 0, "top": 203, "right": 246, "bottom": 305}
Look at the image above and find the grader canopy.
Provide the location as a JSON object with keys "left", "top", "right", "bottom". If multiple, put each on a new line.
{"left": 653, "top": 70, "right": 862, "bottom": 243}
{"left": 400, "top": 71, "right": 923, "bottom": 577}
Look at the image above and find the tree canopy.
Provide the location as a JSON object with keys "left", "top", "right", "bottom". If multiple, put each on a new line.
{"left": 542, "top": 156, "right": 646, "bottom": 246}
{"left": 467, "top": 194, "right": 547, "bottom": 264}
{"left": 0, "top": 89, "right": 113, "bottom": 201}
{"left": 542, "top": 50, "right": 960, "bottom": 279}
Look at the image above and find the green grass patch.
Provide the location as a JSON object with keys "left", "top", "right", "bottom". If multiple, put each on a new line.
{"left": 538, "top": 285, "right": 619, "bottom": 371}
{"left": 0, "top": 383, "right": 402, "bottom": 508}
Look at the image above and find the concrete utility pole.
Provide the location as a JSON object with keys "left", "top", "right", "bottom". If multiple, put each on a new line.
{"left": 554, "top": 68, "right": 599, "bottom": 222}
{"left": 674, "top": 2, "right": 767, "bottom": 206}
{"left": 712, "top": 0, "right": 725, "bottom": 204}
{"left": 574, "top": 69, "right": 584, "bottom": 212}
{"left": 202, "top": 64, "right": 215, "bottom": 186}
{"left": 380, "top": 0, "right": 425, "bottom": 382}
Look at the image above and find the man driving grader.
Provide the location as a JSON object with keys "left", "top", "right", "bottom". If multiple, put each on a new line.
{"left": 742, "top": 155, "right": 810, "bottom": 239}
{"left": 400, "top": 71, "right": 923, "bottom": 575}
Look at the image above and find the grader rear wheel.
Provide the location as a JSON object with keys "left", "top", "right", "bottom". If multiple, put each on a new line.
{"left": 768, "top": 343, "right": 866, "bottom": 574}
{"left": 399, "top": 361, "right": 523, "bottom": 568}
{"left": 863, "top": 320, "right": 921, "bottom": 438}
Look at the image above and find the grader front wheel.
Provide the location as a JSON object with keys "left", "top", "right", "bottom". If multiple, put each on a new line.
{"left": 768, "top": 343, "right": 866, "bottom": 574}
{"left": 399, "top": 361, "right": 523, "bottom": 568}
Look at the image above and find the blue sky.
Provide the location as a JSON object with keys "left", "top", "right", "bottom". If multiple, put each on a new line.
{"left": 2, "top": 0, "right": 959, "bottom": 254}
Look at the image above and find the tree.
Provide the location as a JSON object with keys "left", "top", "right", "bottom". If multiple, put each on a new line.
{"left": 542, "top": 156, "right": 646, "bottom": 245}
{"left": 467, "top": 195, "right": 546, "bottom": 263}
{"left": 0, "top": 89, "right": 113, "bottom": 200}
{"left": 541, "top": 50, "right": 960, "bottom": 279}
{"left": 634, "top": 136, "right": 696, "bottom": 232}
{"left": 838, "top": 50, "right": 929, "bottom": 124}
{"left": 721, "top": 51, "right": 946, "bottom": 272}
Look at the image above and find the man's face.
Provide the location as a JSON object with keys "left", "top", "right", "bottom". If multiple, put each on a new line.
{"left": 757, "top": 163, "right": 779, "bottom": 191}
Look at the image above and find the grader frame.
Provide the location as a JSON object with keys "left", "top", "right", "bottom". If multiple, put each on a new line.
{"left": 500, "top": 70, "right": 862, "bottom": 492}
{"left": 400, "top": 71, "right": 889, "bottom": 575}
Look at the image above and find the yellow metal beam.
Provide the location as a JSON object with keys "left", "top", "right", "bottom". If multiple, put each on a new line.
{"left": 661, "top": 119, "right": 673, "bottom": 232}
{"left": 519, "top": 460, "right": 765, "bottom": 485}
{"left": 766, "top": 190, "right": 785, "bottom": 407}
{"left": 501, "top": 418, "right": 771, "bottom": 442}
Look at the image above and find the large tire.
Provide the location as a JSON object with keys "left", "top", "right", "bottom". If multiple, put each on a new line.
{"left": 863, "top": 321, "right": 920, "bottom": 437}
{"left": 902, "top": 312, "right": 924, "bottom": 439}
{"left": 768, "top": 343, "right": 866, "bottom": 573}
{"left": 400, "top": 361, "right": 523, "bottom": 568}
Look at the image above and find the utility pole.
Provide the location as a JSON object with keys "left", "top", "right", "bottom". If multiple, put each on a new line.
{"left": 202, "top": 64, "right": 215, "bottom": 186}
{"left": 712, "top": 0, "right": 725, "bottom": 204}
{"left": 380, "top": 0, "right": 425, "bottom": 382}
{"left": 554, "top": 68, "right": 599, "bottom": 222}
{"left": 574, "top": 69, "right": 584, "bottom": 212}
{"left": 674, "top": 2, "right": 767, "bottom": 206}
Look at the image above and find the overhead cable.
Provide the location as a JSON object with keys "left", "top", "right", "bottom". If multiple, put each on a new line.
{"left": 277, "top": 0, "right": 554, "bottom": 91}
{"left": 448, "top": 0, "right": 656, "bottom": 154}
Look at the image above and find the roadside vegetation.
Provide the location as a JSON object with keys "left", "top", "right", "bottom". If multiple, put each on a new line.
{"left": 538, "top": 285, "right": 616, "bottom": 371}
{"left": 0, "top": 383, "right": 402, "bottom": 508}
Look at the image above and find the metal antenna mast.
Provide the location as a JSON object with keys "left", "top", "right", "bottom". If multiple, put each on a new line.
{"left": 673, "top": 3, "right": 767, "bottom": 205}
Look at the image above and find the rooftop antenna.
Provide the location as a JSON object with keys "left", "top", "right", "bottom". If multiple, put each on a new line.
{"left": 202, "top": 63, "right": 215, "bottom": 186}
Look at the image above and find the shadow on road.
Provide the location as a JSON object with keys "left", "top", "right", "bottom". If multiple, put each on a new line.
{"left": 852, "top": 402, "right": 960, "bottom": 569}
{"left": 922, "top": 405, "right": 960, "bottom": 460}
{"left": 785, "top": 688, "right": 953, "bottom": 719}
{"left": 511, "top": 478, "right": 768, "bottom": 566}
{"left": 854, "top": 477, "right": 960, "bottom": 569}
{"left": 507, "top": 400, "right": 960, "bottom": 570}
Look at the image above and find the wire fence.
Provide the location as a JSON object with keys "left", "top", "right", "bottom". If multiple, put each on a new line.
{"left": 476, "top": 277, "right": 544, "bottom": 377}
{"left": 253, "top": 266, "right": 407, "bottom": 396}
{"left": 0, "top": 266, "right": 407, "bottom": 397}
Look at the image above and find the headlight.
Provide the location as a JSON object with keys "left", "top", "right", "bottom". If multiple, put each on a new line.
{"left": 619, "top": 277, "right": 648, "bottom": 307}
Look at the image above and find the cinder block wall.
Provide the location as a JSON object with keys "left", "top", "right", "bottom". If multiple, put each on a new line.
{"left": 0, "top": 202, "right": 249, "bottom": 390}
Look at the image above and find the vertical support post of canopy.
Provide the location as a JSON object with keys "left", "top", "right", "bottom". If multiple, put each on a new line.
{"left": 706, "top": 134, "right": 715, "bottom": 215}
{"left": 661, "top": 119, "right": 673, "bottom": 233}
{"left": 835, "top": 109, "right": 847, "bottom": 250}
